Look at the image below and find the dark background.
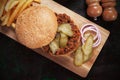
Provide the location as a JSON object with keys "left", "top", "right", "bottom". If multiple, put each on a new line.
{"left": 0, "top": 0, "right": 120, "bottom": 80}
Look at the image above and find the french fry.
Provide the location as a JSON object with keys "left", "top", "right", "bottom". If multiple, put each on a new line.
{"left": 11, "top": 23, "right": 16, "bottom": 29}
{"left": 33, "top": 0, "right": 41, "bottom": 3}
{"left": 0, "top": 0, "right": 7, "bottom": 18}
{"left": 0, "top": 14, "right": 6, "bottom": 21}
{"left": 1, "top": 11, "right": 11, "bottom": 26}
{"left": 4, "top": 0, "right": 15, "bottom": 12}
{"left": 7, "top": 0, "right": 26, "bottom": 26}
{"left": 5, "top": 0, "right": 19, "bottom": 12}
{"left": 17, "top": 0, "right": 33, "bottom": 18}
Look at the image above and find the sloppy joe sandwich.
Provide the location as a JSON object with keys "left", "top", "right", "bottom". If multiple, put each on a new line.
{"left": 15, "top": 6, "right": 81, "bottom": 56}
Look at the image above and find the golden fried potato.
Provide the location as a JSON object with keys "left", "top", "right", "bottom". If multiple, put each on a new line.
{"left": 1, "top": 11, "right": 11, "bottom": 26}
{"left": 7, "top": 0, "right": 26, "bottom": 26}
{"left": 0, "top": 0, "right": 7, "bottom": 18}
{"left": 0, "top": 14, "right": 6, "bottom": 21}
{"left": 11, "top": 23, "right": 16, "bottom": 28}
{"left": 17, "top": 0, "right": 33, "bottom": 18}
{"left": 5, "top": 0, "right": 19, "bottom": 12}
{"left": 58, "top": 23, "right": 73, "bottom": 37}
{"left": 33, "top": 0, "right": 41, "bottom": 3}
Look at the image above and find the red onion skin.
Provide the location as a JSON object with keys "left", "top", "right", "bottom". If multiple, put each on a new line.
{"left": 80, "top": 24, "right": 101, "bottom": 47}
{"left": 82, "top": 27, "right": 98, "bottom": 40}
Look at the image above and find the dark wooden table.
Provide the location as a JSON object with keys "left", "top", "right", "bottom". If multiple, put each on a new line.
{"left": 0, "top": 0, "right": 120, "bottom": 80}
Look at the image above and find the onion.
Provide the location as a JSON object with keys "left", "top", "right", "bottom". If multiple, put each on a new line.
{"left": 80, "top": 24, "right": 101, "bottom": 47}
{"left": 93, "top": 31, "right": 101, "bottom": 47}
{"left": 82, "top": 27, "right": 98, "bottom": 40}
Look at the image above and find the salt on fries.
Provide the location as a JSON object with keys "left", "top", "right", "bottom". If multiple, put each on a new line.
{"left": 0, "top": 0, "right": 41, "bottom": 27}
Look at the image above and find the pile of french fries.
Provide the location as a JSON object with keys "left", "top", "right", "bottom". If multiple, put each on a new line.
{"left": 0, "top": 0, "right": 41, "bottom": 27}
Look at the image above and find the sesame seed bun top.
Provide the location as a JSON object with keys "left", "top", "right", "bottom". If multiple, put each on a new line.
{"left": 15, "top": 6, "right": 58, "bottom": 49}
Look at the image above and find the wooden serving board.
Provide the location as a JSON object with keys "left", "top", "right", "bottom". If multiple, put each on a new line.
{"left": 0, "top": 0, "right": 110, "bottom": 77}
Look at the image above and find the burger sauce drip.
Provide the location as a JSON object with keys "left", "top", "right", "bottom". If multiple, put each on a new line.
{"left": 43, "top": 13, "right": 80, "bottom": 55}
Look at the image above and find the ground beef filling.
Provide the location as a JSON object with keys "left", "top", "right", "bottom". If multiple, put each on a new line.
{"left": 43, "top": 13, "right": 80, "bottom": 55}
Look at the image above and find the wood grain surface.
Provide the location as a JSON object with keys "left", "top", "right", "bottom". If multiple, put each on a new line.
{"left": 0, "top": 0, "right": 110, "bottom": 77}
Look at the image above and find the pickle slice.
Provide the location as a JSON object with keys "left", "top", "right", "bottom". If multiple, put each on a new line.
{"left": 82, "top": 35, "right": 93, "bottom": 56}
{"left": 60, "top": 32, "right": 68, "bottom": 48}
{"left": 49, "top": 40, "right": 59, "bottom": 54}
{"left": 74, "top": 47, "right": 83, "bottom": 66}
{"left": 58, "top": 23, "right": 73, "bottom": 37}
{"left": 82, "top": 35, "right": 93, "bottom": 62}
{"left": 54, "top": 33, "right": 60, "bottom": 47}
